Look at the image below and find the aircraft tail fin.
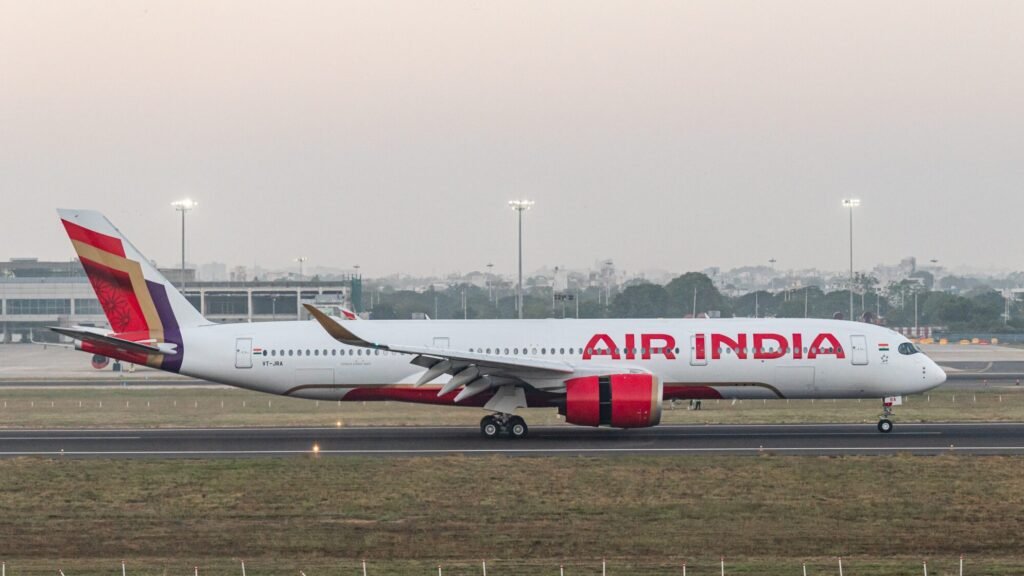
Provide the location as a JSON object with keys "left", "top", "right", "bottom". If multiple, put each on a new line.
{"left": 56, "top": 209, "right": 207, "bottom": 371}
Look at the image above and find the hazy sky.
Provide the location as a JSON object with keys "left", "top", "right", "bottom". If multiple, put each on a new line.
{"left": 2, "top": 1, "right": 1023, "bottom": 278}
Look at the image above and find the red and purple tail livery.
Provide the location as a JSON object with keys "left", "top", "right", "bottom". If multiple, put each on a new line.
{"left": 57, "top": 209, "right": 207, "bottom": 372}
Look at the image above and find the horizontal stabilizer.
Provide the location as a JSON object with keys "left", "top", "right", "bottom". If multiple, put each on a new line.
{"left": 49, "top": 327, "right": 174, "bottom": 356}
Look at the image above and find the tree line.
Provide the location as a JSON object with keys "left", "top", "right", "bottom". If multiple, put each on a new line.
{"left": 365, "top": 272, "right": 1022, "bottom": 331}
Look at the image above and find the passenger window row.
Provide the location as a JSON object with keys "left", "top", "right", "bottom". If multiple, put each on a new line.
{"left": 261, "top": 348, "right": 397, "bottom": 357}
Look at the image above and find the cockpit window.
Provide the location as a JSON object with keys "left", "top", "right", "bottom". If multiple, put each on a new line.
{"left": 898, "top": 342, "right": 921, "bottom": 355}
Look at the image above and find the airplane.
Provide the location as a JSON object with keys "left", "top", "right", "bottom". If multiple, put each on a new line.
{"left": 51, "top": 209, "right": 947, "bottom": 438}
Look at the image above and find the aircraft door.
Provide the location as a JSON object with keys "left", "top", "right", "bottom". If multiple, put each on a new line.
{"left": 235, "top": 337, "right": 253, "bottom": 369}
{"left": 850, "top": 335, "right": 869, "bottom": 366}
{"left": 689, "top": 334, "right": 707, "bottom": 366}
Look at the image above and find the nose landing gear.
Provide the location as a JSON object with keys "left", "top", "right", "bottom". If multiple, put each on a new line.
{"left": 877, "top": 401, "right": 895, "bottom": 433}
{"left": 480, "top": 414, "right": 529, "bottom": 439}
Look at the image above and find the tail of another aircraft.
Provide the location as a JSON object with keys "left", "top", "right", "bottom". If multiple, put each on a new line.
{"left": 56, "top": 209, "right": 207, "bottom": 372}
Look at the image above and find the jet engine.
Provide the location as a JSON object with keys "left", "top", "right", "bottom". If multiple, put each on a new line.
{"left": 562, "top": 374, "right": 663, "bottom": 428}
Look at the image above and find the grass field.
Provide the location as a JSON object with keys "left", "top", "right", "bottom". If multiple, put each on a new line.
{"left": 2, "top": 386, "right": 1024, "bottom": 428}
{"left": 1, "top": 455, "right": 1023, "bottom": 575}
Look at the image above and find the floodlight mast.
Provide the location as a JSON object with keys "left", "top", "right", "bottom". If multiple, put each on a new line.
{"left": 842, "top": 198, "right": 861, "bottom": 321}
{"left": 508, "top": 200, "right": 534, "bottom": 320}
{"left": 171, "top": 199, "right": 197, "bottom": 289}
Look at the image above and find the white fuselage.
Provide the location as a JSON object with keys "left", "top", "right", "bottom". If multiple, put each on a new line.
{"left": 174, "top": 317, "right": 946, "bottom": 404}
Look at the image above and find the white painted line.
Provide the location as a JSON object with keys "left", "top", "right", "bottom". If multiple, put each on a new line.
{"left": 648, "top": 432, "right": 943, "bottom": 438}
{"left": 2, "top": 446, "right": 1024, "bottom": 456}
{"left": 4, "top": 421, "right": 1024, "bottom": 434}
{"left": 0, "top": 426, "right": 474, "bottom": 433}
{"left": 0, "top": 436, "right": 142, "bottom": 441}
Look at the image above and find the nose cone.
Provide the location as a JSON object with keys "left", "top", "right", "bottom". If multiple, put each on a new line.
{"left": 927, "top": 360, "right": 947, "bottom": 388}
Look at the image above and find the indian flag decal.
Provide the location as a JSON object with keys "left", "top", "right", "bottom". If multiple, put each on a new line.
{"left": 878, "top": 343, "right": 890, "bottom": 352}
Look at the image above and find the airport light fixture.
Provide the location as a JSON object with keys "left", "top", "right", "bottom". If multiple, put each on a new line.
{"left": 508, "top": 200, "right": 534, "bottom": 319}
{"left": 842, "top": 198, "right": 861, "bottom": 321}
{"left": 295, "top": 257, "right": 308, "bottom": 281}
{"left": 486, "top": 262, "right": 495, "bottom": 305}
{"left": 171, "top": 198, "right": 197, "bottom": 289}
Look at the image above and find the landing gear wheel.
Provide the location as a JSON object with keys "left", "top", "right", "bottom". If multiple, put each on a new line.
{"left": 877, "top": 419, "right": 893, "bottom": 433}
{"left": 508, "top": 416, "right": 528, "bottom": 439}
{"left": 480, "top": 416, "right": 501, "bottom": 439}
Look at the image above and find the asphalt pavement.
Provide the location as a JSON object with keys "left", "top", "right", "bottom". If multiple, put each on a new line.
{"left": 2, "top": 422, "right": 1024, "bottom": 458}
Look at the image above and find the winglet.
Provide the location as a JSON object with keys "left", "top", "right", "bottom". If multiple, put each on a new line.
{"left": 303, "top": 304, "right": 373, "bottom": 346}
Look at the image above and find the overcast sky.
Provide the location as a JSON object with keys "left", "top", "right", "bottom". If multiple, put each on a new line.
{"left": 2, "top": 1, "right": 1023, "bottom": 278}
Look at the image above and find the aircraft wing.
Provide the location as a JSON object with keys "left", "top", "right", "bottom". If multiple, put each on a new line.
{"left": 303, "top": 305, "right": 574, "bottom": 402}
{"left": 49, "top": 326, "right": 174, "bottom": 356}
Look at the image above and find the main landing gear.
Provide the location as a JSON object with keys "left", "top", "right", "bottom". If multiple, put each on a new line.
{"left": 877, "top": 401, "right": 894, "bottom": 433}
{"left": 480, "top": 414, "right": 529, "bottom": 439}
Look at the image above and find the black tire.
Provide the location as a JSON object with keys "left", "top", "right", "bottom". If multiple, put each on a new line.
{"left": 508, "top": 416, "right": 528, "bottom": 439}
{"left": 877, "top": 419, "right": 893, "bottom": 433}
{"left": 481, "top": 416, "right": 500, "bottom": 439}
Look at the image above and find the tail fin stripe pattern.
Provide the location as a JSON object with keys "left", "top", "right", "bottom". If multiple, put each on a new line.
{"left": 63, "top": 219, "right": 127, "bottom": 258}
{"left": 60, "top": 217, "right": 184, "bottom": 372}
{"left": 146, "top": 280, "right": 184, "bottom": 373}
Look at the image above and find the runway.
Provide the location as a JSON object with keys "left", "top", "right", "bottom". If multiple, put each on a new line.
{"left": 3, "top": 422, "right": 1024, "bottom": 458}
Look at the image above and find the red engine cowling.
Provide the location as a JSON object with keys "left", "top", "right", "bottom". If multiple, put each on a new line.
{"left": 563, "top": 374, "right": 663, "bottom": 428}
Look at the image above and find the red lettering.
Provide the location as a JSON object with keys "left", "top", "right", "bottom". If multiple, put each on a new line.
{"left": 624, "top": 333, "right": 636, "bottom": 360}
{"left": 753, "top": 333, "right": 787, "bottom": 359}
{"left": 642, "top": 334, "right": 677, "bottom": 360}
{"left": 792, "top": 333, "right": 803, "bottom": 359}
{"left": 582, "top": 334, "right": 620, "bottom": 360}
{"left": 711, "top": 333, "right": 747, "bottom": 359}
{"left": 695, "top": 333, "right": 705, "bottom": 361}
{"left": 808, "top": 333, "right": 845, "bottom": 359}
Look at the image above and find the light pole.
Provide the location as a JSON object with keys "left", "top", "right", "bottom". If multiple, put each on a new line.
{"left": 171, "top": 199, "right": 197, "bottom": 289}
{"left": 842, "top": 198, "right": 860, "bottom": 321}
{"left": 295, "top": 257, "right": 308, "bottom": 281}
{"left": 486, "top": 262, "right": 495, "bottom": 305}
{"left": 914, "top": 289, "right": 919, "bottom": 336}
{"left": 508, "top": 200, "right": 534, "bottom": 319}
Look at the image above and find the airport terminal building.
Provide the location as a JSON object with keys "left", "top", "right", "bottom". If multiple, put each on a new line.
{"left": 0, "top": 258, "right": 357, "bottom": 342}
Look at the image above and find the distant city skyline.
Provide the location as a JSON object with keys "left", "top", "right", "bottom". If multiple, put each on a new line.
{"left": 171, "top": 253, "right": 1014, "bottom": 288}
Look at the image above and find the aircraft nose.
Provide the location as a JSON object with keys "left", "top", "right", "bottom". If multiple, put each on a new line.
{"left": 928, "top": 361, "right": 947, "bottom": 387}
